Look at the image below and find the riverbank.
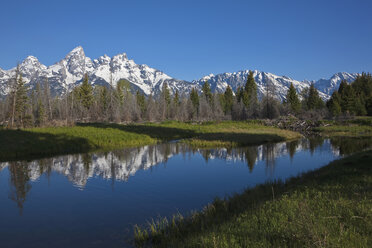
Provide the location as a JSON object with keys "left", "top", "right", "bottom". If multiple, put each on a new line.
{"left": 134, "top": 149, "right": 372, "bottom": 247}
{"left": 0, "top": 121, "right": 301, "bottom": 161}
{"left": 315, "top": 117, "right": 372, "bottom": 137}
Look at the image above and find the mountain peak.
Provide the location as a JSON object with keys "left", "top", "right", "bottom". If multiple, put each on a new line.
{"left": 20, "top": 55, "right": 45, "bottom": 72}
{"left": 24, "top": 55, "right": 39, "bottom": 61}
{"left": 64, "top": 46, "right": 85, "bottom": 60}
{"left": 112, "top": 52, "right": 128, "bottom": 61}
{"left": 0, "top": 47, "right": 362, "bottom": 100}
{"left": 70, "top": 46, "right": 84, "bottom": 53}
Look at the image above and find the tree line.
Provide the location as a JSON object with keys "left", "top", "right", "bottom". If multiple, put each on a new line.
{"left": 0, "top": 68, "right": 371, "bottom": 128}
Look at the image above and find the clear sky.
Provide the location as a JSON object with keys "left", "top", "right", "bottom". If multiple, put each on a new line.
{"left": 0, "top": 0, "right": 371, "bottom": 81}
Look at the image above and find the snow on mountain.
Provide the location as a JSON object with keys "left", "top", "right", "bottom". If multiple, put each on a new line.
{"left": 312, "top": 72, "right": 358, "bottom": 96}
{"left": 0, "top": 46, "right": 193, "bottom": 97}
{"left": 0, "top": 46, "right": 360, "bottom": 100}
{"left": 192, "top": 70, "right": 358, "bottom": 101}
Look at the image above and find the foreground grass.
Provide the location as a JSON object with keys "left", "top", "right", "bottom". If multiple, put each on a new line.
{"left": 0, "top": 121, "right": 301, "bottom": 161}
{"left": 134, "top": 150, "right": 372, "bottom": 247}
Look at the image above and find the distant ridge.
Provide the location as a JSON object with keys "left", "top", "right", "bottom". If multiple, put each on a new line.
{"left": 0, "top": 46, "right": 359, "bottom": 100}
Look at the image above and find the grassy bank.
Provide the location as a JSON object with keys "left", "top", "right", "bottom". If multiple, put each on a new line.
{"left": 0, "top": 125, "right": 157, "bottom": 162}
{"left": 134, "top": 150, "right": 372, "bottom": 247}
{"left": 0, "top": 121, "right": 301, "bottom": 161}
{"left": 149, "top": 121, "right": 301, "bottom": 148}
{"left": 315, "top": 125, "right": 372, "bottom": 137}
{"left": 316, "top": 117, "right": 372, "bottom": 137}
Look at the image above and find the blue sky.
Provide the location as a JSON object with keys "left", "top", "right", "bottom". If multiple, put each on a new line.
{"left": 0, "top": 0, "right": 371, "bottom": 81}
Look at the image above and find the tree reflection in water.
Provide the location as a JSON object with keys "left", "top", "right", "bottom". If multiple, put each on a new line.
{"left": 8, "top": 161, "right": 31, "bottom": 215}
{"left": 2, "top": 137, "right": 372, "bottom": 214}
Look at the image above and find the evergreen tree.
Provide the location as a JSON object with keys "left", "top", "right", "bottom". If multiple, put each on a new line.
{"left": 326, "top": 91, "right": 342, "bottom": 116}
{"left": 202, "top": 81, "right": 213, "bottom": 105}
{"left": 43, "top": 78, "right": 52, "bottom": 120}
{"left": 15, "top": 74, "right": 28, "bottom": 127}
{"left": 162, "top": 83, "right": 171, "bottom": 106}
{"left": 79, "top": 73, "right": 94, "bottom": 110}
{"left": 136, "top": 90, "right": 146, "bottom": 116}
{"left": 338, "top": 81, "right": 356, "bottom": 114}
{"left": 173, "top": 90, "right": 180, "bottom": 106}
{"left": 223, "top": 86, "right": 234, "bottom": 114}
{"left": 8, "top": 65, "right": 20, "bottom": 128}
{"left": 307, "top": 83, "right": 324, "bottom": 110}
{"left": 116, "top": 79, "right": 131, "bottom": 105}
{"left": 354, "top": 97, "right": 367, "bottom": 116}
{"left": 285, "top": 83, "right": 301, "bottom": 114}
{"left": 236, "top": 86, "right": 244, "bottom": 103}
{"left": 36, "top": 99, "right": 46, "bottom": 126}
{"left": 190, "top": 88, "right": 199, "bottom": 117}
{"left": 243, "top": 70, "right": 257, "bottom": 108}
{"left": 351, "top": 73, "right": 371, "bottom": 116}
{"left": 99, "top": 86, "right": 108, "bottom": 112}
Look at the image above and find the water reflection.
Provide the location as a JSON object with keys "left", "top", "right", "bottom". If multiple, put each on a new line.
{"left": 1, "top": 137, "right": 371, "bottom": 215}
{"left": 8, "top": 161, "right": 32, "bottom": 215}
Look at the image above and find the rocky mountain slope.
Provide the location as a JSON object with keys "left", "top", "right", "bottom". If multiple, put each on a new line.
{"left": 0, "top": 46, "right": 359, "bottom": 100}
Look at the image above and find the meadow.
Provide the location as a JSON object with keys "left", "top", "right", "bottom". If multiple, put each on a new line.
{"left": 316, "top": 116, "right": 372, "bottom": 137}
{"left": 0, "top": 121, "right": 301, "bottom": 161}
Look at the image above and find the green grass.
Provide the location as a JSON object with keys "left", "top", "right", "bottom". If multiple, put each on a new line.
{"left": 0, "top": 125, "right": 157, "bottom": 161}
{"left": 134, "top": 150, "right": 372, "bottom": 248}
{"left": 0, "top": 121, "right": 301, "bottom": 161}
{"left": 316, "top": 116, "right": 372, "bottom": 137}
{"left": 315, "top": 124, "right": 372, "bottom": 137}
{"left": 149, "top": 121, "right": 301, "bottom": 148}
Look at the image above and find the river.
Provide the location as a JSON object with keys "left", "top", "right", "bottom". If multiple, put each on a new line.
{"left": 0, "top": 137, "right": 371, "bottom": 247}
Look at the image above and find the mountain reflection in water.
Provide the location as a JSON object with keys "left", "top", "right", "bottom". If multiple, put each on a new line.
{"left": 1, "top": 137, "right": 371, "bottom": 216}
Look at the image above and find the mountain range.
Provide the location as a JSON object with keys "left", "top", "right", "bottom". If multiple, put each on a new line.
{"left": 0, "top": 46, "right": 359, "bottom": 100}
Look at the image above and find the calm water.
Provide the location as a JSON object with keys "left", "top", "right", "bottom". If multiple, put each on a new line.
{"left": 0, "top": 137, "right": 371, "bottom": 248}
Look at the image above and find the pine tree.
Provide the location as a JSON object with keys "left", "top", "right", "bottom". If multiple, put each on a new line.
{"left": 223, "top": 86, "right": 234, "bottom": 114}
{"left": 236, "top": 86, "right": 244, "bottom": 103}
{"left": 307, "top": 83, "right": 324, "bottom": 110}
{"left": 79, "top": 73, "right": 94, "bottom": 110}
{"left": 285, "top": 83, "right": 301, "bottom": 114}
{"left": 36, "top": 99, "right": 46, "bottom": 126}
{"left": 136, "top": 90, "right": 146, "bottom": 116}
{"left": 202, "top": 81, "right": 213, "bottom": 105}
{"left": 243, "top": 70, "right": 257, "bottom": 108}
{"left": 115, "top": 79, "right": 131, "bottom": 105}
{"left": 327, "top": 91, "right": 341, "bottom": 116}
{"left": 354, "top": 97, "right": 367, "bottom": 116}
{"left": 173, "top": 90, "right": 180, "bottom": 106}
{"left": 162, "top": 83, "right": 171, "bottom": 106}
{"left": 99, "top": 86, "right": 108, "bottom": 112}
{"left": 43, "top": 78, "right": 52, "bottom": 120}
{"left": 190, "top": 88, "right": 199, "bottom": 117}
{"left": 15, "top": 74, "right": 28, "bottom": 127}
{"left": 338, "top": 81, "right": 356, "bottom": 114}
{"left": 9, "top": 65, "right": 20, "bottom": 128}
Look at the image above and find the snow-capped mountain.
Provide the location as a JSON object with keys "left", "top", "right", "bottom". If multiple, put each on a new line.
{"left": 312, "top": 72, "right": 358, "bottom": 96}
{"left": 192, "top": 70, "right": 359, "bottom": 100}
{"left": 0, "top": 46, "right": 194, "bottom": 97}
{"left": 0, "top": 46, "right": 359, "bottom": 100}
